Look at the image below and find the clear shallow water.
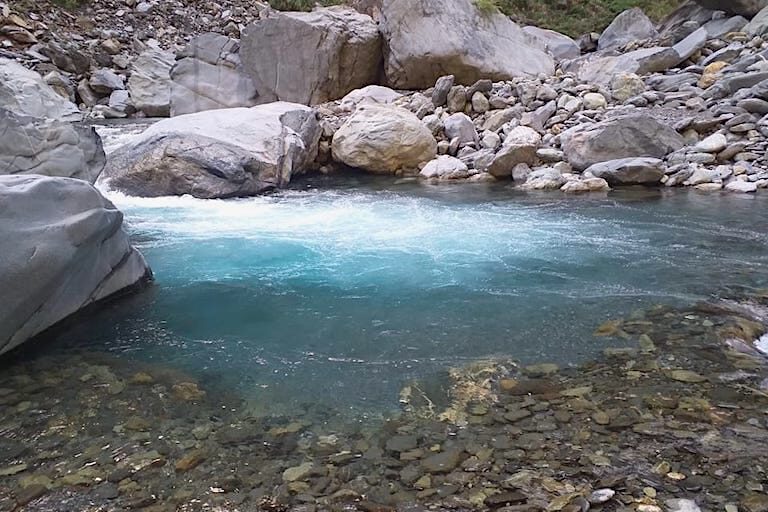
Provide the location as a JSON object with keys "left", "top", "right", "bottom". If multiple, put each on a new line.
{"left": 17, "top": 175, "right": 768, "bottom": 416}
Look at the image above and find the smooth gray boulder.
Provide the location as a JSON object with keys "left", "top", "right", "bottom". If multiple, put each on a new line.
{"left": 560, "top": 114, "right": 684, "bottom": 170}
{"left": 128, "top": 48, "right": 175, "bottom": 117}
{"left": 745, "top": 5, "right": 768, "bottom": 35}
{"left": 564, "top": 47, "right": 682, "bottom": 85}
{"left": 0, "top": 174, "right": 151, "bottom": 356}
{"left": 89, "top": 68, "right": 125, "bottom": 96}
{"left": 170, "top": 33, "right": 259, "bottom": 116}
{"left": 378, "top": 0, "right": 554, "bottom": 89}
{"left": 693, "top": 0, "right": 768, "bottom": 17}
{"left": 100, "top": 102, "right": 320, "bottom": 198}
{"left": 523, "top": 26, "right": 580, "bottom": 61}
{"left": 598, "top": 8, "right": 658, "bottom": 51}
{"left": 241, "top": 6, "right": 381, "bottom": 105}
{"left": 584, "top": 157, "right": 666, "bottom": 185}
{"left": 0, "top": 58, "right": 81, "bottom": 121}
{"left": 0, "top": 109, "right": 105, "bottom": 183}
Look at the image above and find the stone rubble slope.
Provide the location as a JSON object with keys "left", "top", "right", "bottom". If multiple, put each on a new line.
{"left": 3, "top": 0, "right": 768, "bottom": 198}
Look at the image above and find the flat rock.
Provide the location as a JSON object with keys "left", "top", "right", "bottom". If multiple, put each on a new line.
{"left": 667, "top": 370, "right": 707, "bottom": 383}
{"left": 561, "top": 115, "right": 684, "bottom": 171}
{"left": 421, "top": 449, "right": 462, "bottom": 474}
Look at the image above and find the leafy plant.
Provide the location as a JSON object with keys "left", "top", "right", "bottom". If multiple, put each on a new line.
{"left": 475, "top": 0, "right": 500, "bottom": 14}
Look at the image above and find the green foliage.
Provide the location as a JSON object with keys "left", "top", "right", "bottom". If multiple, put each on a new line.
{"left": 494, "top": 0, "right": 680, "bottom": 36}
{"left": 475, "top": 0, "right": 501, "bottom": 14}
{"left": 49, "top": 0, "right": 88, "bottom": 9}
{"left": 269, "top": 0, "right": 342, "bottom": 10}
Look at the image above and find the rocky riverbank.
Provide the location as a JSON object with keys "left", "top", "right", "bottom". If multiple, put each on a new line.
{"left": 0, "top": 293, "right": 766, "bottom": 511}
{"left": 2, "top": 0, "right": 768, "bottom": 195}
{"left": 1, "top": 0, "right": 768, "bottom": 509}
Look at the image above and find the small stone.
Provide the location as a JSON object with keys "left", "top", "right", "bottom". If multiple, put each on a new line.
{"left": 644, "top": 487, "right": 657, "bottom": 498}
{"left": 695, "top": 133, "right": 727, "bottom": 153}
{"left": 561, "top": 386, "right": 592, "bottom": 397}
{"left": 175, "top": 450, "right": 206, "bottom": 472}
{"left": 524, "top": 363, "right": 559, "bottom": 377}
{"left": 422, "top": 449, "right": 462, "bottom": 473}
{"left": 666, "top": 499, "right": 702, "bottom": 512}
{"left": 667, "top": 472, "right": 687, "bottom": 481}
{"left": 611, "top": 73, "right": 645, "bottom": 102}
{"left": 172, "top": 382, "right": 205, "bottom": 401}
{"left": 432, "top": 75, "right": 454, "bottom": 107}
{"left": 124, "top": 416, "right": 151, "bottom": 431}
{"left": 386, "top": 435, "right": 418, "bottom": 453}
{"left": 283, "top": 462, "right": 314, "bottom": 482}
{"left": 589, "top": 489, "right": 615, "bottom": 504}
{"left": 743, "top": 494, "right": 768, "bottom": 512}
{"left": 129, "top": 372, "right": 153, "bottom": 384}
{"left": 639, "top": 334, "right": 656, "bottom": 352}
{"left": 0, "top": 463, "right": 27, "bottom": 476}
{"left": 499, "top": 379, "right": 518, "bottom": 392}
{"left": 667, "top": 370, "right": 707, "bottom": 383}
{"left": 592, "top": 411, "right": 610, "bottom": 425}
{"left": 504, "top": 409, "right": 532, "bottom": 423}
{"left": 583, "top": 92, "right": 607, "bottom": 109}
{"left": 654, "top": 461, "right": 671, "bottom": 474}
{"left": 414, "top": 474, "right": 431, "bottom": 489}
{"left": 471, "top": 91, "right": 490, "bottom": 113}
{"left": 15, "top": 484, "right": 47, "bottom": 505}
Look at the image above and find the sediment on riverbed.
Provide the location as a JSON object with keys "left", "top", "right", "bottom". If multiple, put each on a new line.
{"left": 1, "top": 292, "right": 766, "bottom": 512}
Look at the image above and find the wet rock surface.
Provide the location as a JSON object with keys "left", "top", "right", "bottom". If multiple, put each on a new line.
{"left": 1, "top": 292, "right": 766, "bottom": 511}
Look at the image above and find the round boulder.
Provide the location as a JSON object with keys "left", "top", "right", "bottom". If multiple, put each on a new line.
{"left": 332, "top": 104, "right": 437, "bottom": 174}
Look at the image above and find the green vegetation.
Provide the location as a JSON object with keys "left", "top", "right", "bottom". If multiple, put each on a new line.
{"left": 49, "top": 0, "right": 89, "bottom": 9}
{"left": 474, "top": 0, "right": 501, "bottom": 14}
{"left": 495, "top": 0, "right": 680, "bottom": 36}
{"left": 269, "top": 0, "right": 341, "bottom": 10}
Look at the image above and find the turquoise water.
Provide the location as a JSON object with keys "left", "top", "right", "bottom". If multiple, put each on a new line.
{"left": 20, "top": 176, "right": 768, "bottom": 415}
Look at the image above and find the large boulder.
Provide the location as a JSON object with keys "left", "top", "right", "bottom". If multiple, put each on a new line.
{"left": 378, "top": 0, "right": 554, "bottom": 89}
{"left": 584, "top": 157, "right": 665, "bottom": 185}
{"left": 0, "top": 174, "right": 151, "bottom": 356}
{"left": 332, "top": 104, "right": 437, "bottom": 174}
{"left": 170, "top": 33, "right": 259, "bottom": 116}
{"left": 0, "top": 109, "right": 105, "bottom": 183}
{"left": 128, "top": 48, "right": 175, "bottom": 117}
{"left": 564, "top": 47, "right": 682, "bottom": 85}
{"left": 523, "top": 26, "right": 580, "bottom": 61}
{"left": 241, "top": 6, "right": 382, "bottom": 105}
{"left": 693, "top": 0, "right": 768, "bottom": 17}
{"left": 100, "top": 102, "right": 320, "bottom": 198}
{"left": 560, "top": 114, "right": 684, "bottom": 170}
{"left": 0, "top": 58, "right": 81, "bottom": 121}
{"left": 745, "top": 5, "right": 768, "bottom": 35}
{"left": 598, "top": 8, "right": 658, "bottom": 51}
